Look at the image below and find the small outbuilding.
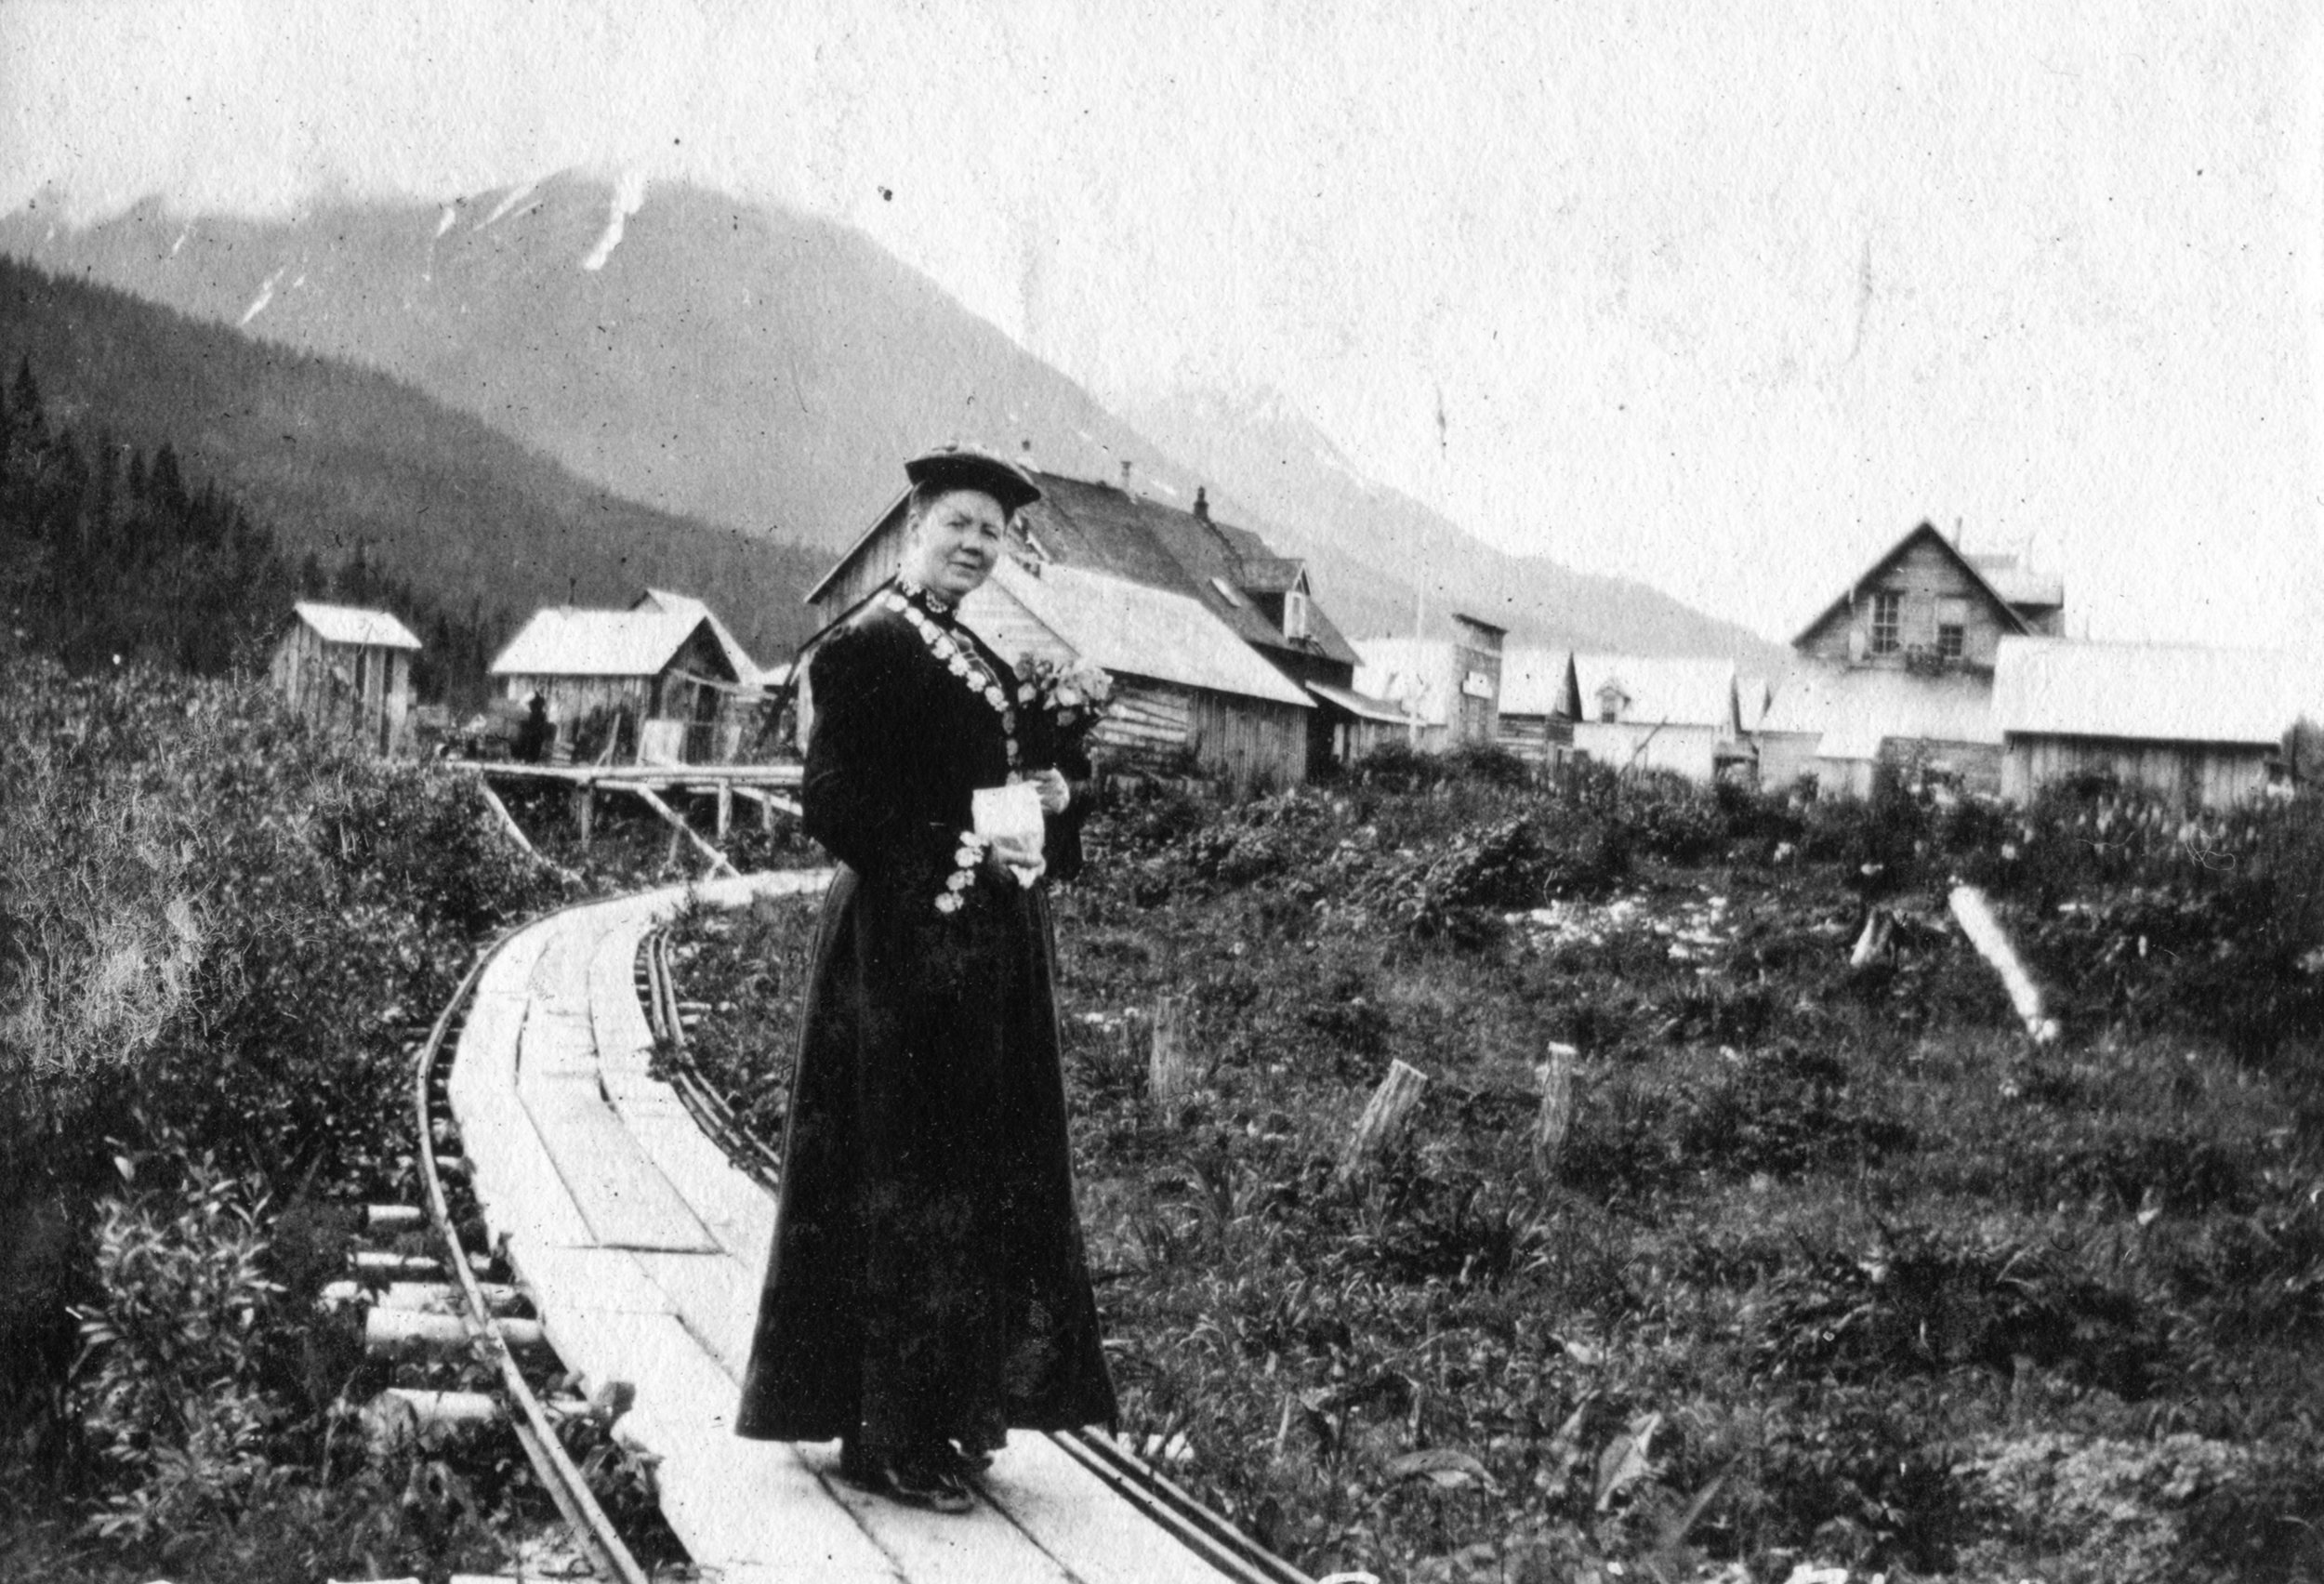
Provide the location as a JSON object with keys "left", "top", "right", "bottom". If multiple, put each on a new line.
{"left": 270, "top": 601, "right": 422, "bottom": 756}
{"left": 1993, "top": 638, "right": 2299, "bottom": 811}
{"left": 490, "top": 594, "right": 766, "bottom": 765}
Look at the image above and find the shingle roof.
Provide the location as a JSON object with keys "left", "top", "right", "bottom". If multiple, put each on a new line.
{"left": 1758, "top": 662, "right": 2000, "bottom": 751}
{"left": 490, "top": 608, "right": 723, "bottom": 680}
{"left": 632, "top": 589, "right": 768, "bottom": 686}
{"left": 1573, "top": 654, "right": 1737, "bottom": 732}
{"left": 1992, "top": 638, "right": 2306, "bottom": 746}
{"left": 968, "top": 561, "right": 1312, "bottom": 708}
{"left": 294, "top": 601, "right": 421, "bottom": 651}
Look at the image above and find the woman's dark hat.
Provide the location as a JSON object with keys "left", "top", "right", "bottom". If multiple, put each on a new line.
{"left": 904, "top": 445, "right": 1043, "bottom": 515}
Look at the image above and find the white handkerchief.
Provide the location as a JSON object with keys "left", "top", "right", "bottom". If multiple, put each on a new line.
{"left": 972, "top": 782, "right": 1045, "bottom": 885}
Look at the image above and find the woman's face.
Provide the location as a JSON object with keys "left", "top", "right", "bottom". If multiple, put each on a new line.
{"left": 905, "top": 488, "right": 1009, "bottom": 601}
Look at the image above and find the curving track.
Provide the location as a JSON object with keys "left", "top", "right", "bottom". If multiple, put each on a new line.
{"left": 433, "top": 876, "right": 1315, "bottom": 1584}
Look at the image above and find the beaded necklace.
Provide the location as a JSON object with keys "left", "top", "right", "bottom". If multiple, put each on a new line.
{"left": 884, "top": 579, "right": 1021, "bottom": 770}
{"left": 885, "top": 578, "right": 1026, "bottom": 914}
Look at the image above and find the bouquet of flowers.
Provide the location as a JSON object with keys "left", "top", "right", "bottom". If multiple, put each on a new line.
{"left": 1014, "top": 653, "right": 1114, "bottom": 752}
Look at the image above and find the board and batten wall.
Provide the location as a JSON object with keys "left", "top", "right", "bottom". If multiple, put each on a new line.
{"left": 270, "top": 625, "right": 413, "bottom": 756}
{"left": 2002, "top": 734, "right": 2276, "bottom": 812}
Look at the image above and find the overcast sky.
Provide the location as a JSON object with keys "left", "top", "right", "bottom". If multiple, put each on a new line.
{"left": 6, "top": 0, "right": 2321, "bottom": 651}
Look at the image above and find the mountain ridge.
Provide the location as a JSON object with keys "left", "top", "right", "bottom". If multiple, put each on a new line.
{"left": 2, "top": 176, "right": 1783, "bottom": 667}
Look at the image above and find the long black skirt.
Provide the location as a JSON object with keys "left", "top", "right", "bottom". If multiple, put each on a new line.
{"left": 733, "top": 865, "right": 1116, "bottom": 1455}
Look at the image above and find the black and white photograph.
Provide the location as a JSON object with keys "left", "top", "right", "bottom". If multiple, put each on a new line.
{"left": 3, "top": 3, "right": 2322, "bottom": 1580}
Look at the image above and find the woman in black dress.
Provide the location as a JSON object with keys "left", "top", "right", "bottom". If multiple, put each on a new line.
{"left": 734, "top": 448, "right": 1116, "bottom": 1513}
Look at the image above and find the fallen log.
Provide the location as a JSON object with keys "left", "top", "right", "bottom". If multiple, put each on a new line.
{"left": 1948, "top": 883, "right": 2061, "bottom": 1045}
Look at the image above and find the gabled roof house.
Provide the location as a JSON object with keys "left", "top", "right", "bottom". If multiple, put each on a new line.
{"left": 491, "top": 590, "right": 766, "bottom": 765}
{"left": 1763, "top": 521, "right": 2062, "bottom": 797}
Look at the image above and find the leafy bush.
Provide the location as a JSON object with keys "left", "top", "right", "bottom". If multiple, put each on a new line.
{"left": 70, "top": 1155, "right": 284, "bottom": 1548}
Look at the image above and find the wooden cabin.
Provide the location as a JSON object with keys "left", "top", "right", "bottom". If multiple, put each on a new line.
{"left": 1994, "top": 638, "right": 2298, "bottom": 811}
{"left": 1571, "top": 655, "right": 1743, "bottom": 784}
{"left": 489, "top": 596, "right": 765, "bottom": 766}
{"left": 270, "top": 601, "right": 422, "bottom": 756}
{"left": 801, "top": 466, "right": 1393, "bottom": 785}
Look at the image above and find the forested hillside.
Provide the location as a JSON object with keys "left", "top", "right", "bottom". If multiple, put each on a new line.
{"left": 0, "top": 360, "right": 509, "bottom": 698}
{"left": 0, "top": 257, "right": 828, "bottom": 661}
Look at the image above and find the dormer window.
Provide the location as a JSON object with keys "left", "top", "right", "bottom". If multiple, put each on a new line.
{"left": 1283, "top": 587, "right": 1311, "bottom": 640}
{"left": 1869, "top": 591, "right": 1902, "bottom": 655}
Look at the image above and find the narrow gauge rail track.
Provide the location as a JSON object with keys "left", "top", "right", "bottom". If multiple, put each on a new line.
{"left": 639, "top": 929, "right": 1320, "bottom": 1584}
{"left": 411, "top": 913, "right": 654, "bottom": 1584}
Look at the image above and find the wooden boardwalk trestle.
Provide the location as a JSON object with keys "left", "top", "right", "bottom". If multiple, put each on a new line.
{"left": 444, "top": 875, "right": 1301, "bottom": 1583}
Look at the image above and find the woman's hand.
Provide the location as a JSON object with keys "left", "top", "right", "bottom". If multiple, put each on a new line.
{"left": 985, "top": 826, "right": 1046, "bottom": 884}
{"left": 1030, "top": 766, "right": 1071, "bottom": 815}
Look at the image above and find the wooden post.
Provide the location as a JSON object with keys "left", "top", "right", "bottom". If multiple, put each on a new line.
{"left": 716, "top": 782, "right": 733, "bottom": 841}
{"left": 1534, "top": 1042, "right": 1577, "bottom": 1176}
{"left": 1149, "top": 994, "right": 1191, "bottom": 1103}
{"left": 1336, "top": 1059, "right": 1430, "bottom": 1185}
{"left": 620, "top": 782, "right": 741, "bottom": 878}
{"left": 573, "top": 784, "right": 594, "bottom": 850}
{"left": 1850, "top": 906, "right": 1894, "bottom": 968}
{"left": 1948, "top": 884, "right": 2061, "bottom": 1044}
{"left": 478, "top": 778, "right": 580, "bottom": 884}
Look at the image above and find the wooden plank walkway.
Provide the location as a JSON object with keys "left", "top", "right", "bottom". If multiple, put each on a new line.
{"left": 450, "top": 877, "right": 1242, "bottom": 1584}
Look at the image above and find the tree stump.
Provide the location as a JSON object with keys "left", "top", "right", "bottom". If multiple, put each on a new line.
{"left": 1149, "top": 994, "right": 1192, "bottom": 1103}
{"left": 1335, "top": 1059, "right": 1430, "bottom": 1185}
{"left": 1534, "top": 1042, "right": 1577, "bottom": 1176}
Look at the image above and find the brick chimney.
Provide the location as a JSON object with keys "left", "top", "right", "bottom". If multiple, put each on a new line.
{"left": 1194, "top": 486, "right": 1209, "bottom": 522}
{"left": 1119, "top": 459, "right": 1135, "bottom": 493}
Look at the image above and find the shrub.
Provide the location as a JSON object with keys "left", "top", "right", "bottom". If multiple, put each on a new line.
{"left": 70, "top": 1154, "right": 284, "bottom": 1548}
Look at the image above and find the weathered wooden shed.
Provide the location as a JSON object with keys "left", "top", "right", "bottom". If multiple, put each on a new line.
{"left": 1570, "top": 655, "right": 1743, "bottom": 784}
{"left": 1993, "top": 638, "right": 2297, "bottom": 811}
{"left": 489, "top": 601, "right": 751, "bottom": 766}
{"left": 270, "top": 601, "right": 422, "bottom": 756}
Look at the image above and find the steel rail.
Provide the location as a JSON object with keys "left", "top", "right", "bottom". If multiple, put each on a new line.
{"left": 415, "top": 910, "right": 653, "bottom": 1584}
{"left": 640, "top": 929, "right": 1318, "bottom": 1584}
